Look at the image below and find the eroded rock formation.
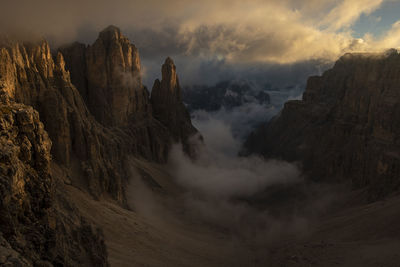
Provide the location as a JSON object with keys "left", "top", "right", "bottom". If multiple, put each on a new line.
{"left": 61, "top": 26, "right": 149, "bottom": 126}
{"left": 0, "top": 25, "right": 199, "bottom": 266}
{"left": 0, "top": 38, "right": 129, "bottom": 202}
{"left": 244, "top": 51, "right": 400, "bottom": 200}
{"left": 0, "top": 102, "right": 108, "bottom": 266}
{"left": 151, "top": 57, "right": 200, "bottom": 157}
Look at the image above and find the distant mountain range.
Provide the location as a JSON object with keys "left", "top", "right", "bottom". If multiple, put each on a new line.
{"left": 183, "top": 80, "right": 271, "bottom": 112}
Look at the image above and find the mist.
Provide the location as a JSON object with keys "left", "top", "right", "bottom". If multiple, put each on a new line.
{"left": 158, "top": 116, "right": 344, "bottom": 246}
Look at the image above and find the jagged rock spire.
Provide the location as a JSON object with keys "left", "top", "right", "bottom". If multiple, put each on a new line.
{"left": 161, "top": 57, "right": 178, "bottom": 93}
{"left": 151, "top": 57, "right": 200, "bottom": 157}
{"left": 60, "top": 25, "right": 147, "bottom": 126}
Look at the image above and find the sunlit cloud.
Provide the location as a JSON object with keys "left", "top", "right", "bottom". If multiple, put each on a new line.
{"left": 0, "top": 0, "right": 398, "bottom": 65}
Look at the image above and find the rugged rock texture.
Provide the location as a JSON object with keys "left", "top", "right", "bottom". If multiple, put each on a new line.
{"left": 244, "top": 51, "right": 400, "bottom": 200}
{"left": 60, "top": 27, "right": 199, "bottom": 162}
{"left": 151, "top": 57, "right": 201, "bottom": 157}
{"left": 61, "top": 25, "right": 150, "bottom": 126}
{"left": 0, "top": 26, "right": 199, "bottom": 266}
{"left": 0, "top": 38, "right": 131, "bottom": 203}
{"left": 58, "top": 42, "right": 88, "bottom": 101}
{"left": 0, "top": 102, "right": 108, "bottom": 266}
{"left": 0, "top": 27, "right": 199, "bottom": 203}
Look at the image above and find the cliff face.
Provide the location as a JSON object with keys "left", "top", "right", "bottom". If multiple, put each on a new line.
{"left": 0, "top": 26, "right": 199, "bottom": 266}
{"left": 0, "top": 26, "right": 198, "bottom": 203}
{"left": 0, "top": 102, "right": 108, "bottom": 266}
{"left": 244, "top": 51, "right": 400, "bottom": 200}
{"left": 61, "top": 27, "right": 199, "bottom": 161}
{"left": 61, "top": 26, "right": 149, "bottom": 126}
{"left": 0, "top": 38, "right": 129, "bottom": 203}
{"left": 151, "top": 58, "right": 200, "bottom": 157}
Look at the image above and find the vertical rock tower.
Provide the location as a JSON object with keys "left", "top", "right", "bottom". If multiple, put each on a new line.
{"left": 61, "top": 25, "right": 150, "bottom": 126}
{"left": 151, "top": 57, "right": 200, "bottom": 157}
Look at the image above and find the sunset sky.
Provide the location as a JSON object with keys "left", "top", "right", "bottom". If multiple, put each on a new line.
{"left": 2, "top": 0, "right": 400, "bottom": 85}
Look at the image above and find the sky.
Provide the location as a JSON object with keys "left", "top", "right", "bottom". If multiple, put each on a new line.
{"left": 352, "top": 1, "right": 400, "bottom": 38}
{"left": 1, "top": 0, "right": 400, "bottom": 86}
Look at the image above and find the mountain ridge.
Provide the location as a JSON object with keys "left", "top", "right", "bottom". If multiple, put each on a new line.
{"left": 0, "top": 25, "right": 200, "bottom": 266}
{"left": 243, "top": 50, "right": 400, "bottom": 200}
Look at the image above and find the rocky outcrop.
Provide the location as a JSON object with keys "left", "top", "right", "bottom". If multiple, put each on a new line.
{"left": 244, "top": 50, "right": 400, "bottom": 200}
{"left": 151, "top": 57, "right": 200, "bottom": 157}
{"left": 0, "top": 25, "right": 200, "bottom": 200}
{"left": 61, "top": 25, "right": 150, "bottom": 126}
{"left": 0, "top": 26, "right": 200, "bottom": 265}
{"left": 0, "top": 38, "right": 131, "bottom": 203}
{"left": 60, "top": 27, "right": 199, "bottom": 161}
{"left": 0, "top": 102, "right": 108, "bottom": 266}
{"left": 58, "top": 42, "right": 88, "bottom": 101}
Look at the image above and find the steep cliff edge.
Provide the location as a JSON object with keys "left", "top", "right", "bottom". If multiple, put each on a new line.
{"left": 244, "top": 50, "right": 400, "bottom": 200}
{"left": 0, "top": 26, "right": 198, "bottom": 203}
{"left": 151, "top": 57, "right": 200, "bottom": 157}
{"left": 0, "top": 101, "right": 108, "bottom": 266}
{"left": 0, "top": 26, "right": 199, "bottom": 266}
{"left": 0, "top": 38, "right": 130, "bottom": 202}
{"left": 60, "top": 26, "right": 200, "bottom": 160}
{"left": 61, "top": 26, "right": 149, "bottom": 126}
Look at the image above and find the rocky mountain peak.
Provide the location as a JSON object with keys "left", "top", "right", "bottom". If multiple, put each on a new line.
{"left": 160, "top": 57, "right": 180, "bottom": 98}
{"left": 61, "top": 25, "right": 145, "bottom": 126}
{"left": 99, "top": 25, "right": 122, "bottom": 37}
{"left": 151, "top": 57, "right": 200, "bottom": 157}
{"left": 244, "top": 50, "right": 400, "bottom": 200}
{"left": 97, "top": 25, "right": 132, "bottom": 53}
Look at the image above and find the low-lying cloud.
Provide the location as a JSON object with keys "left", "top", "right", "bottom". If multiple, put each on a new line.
{"left": 169, "top": 140, "right": 300, "bottom": 199}
{"left": 162, "top": 114, "right": 344, "bottom": 242}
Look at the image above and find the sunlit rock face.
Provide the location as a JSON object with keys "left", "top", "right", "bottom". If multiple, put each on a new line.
{"left": 0, "top": 38, "right": 127, "bottom": 202}
{"left": 0, "top": 101, "right": 108, "bottom": 266}
{"left": 0, "top": 26, "right": 200, "bottom": 201}
{"left": 244, "top": 51, "right": 400, "bottom": 200}
{"left": 0, "top": 25, "right": 200, "bottom": 266}
{"left": 151, "top": 57, "right": 201, "bottom": 157}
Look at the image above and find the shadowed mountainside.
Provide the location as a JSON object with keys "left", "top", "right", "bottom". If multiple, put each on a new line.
{"left": 0, "top": 26, "right": 199, "bottom": 266}
{"left": 244, "top": 50, "right": 400, "bottom": 200}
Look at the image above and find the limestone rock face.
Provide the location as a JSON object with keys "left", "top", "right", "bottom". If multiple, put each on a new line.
{"left": 0, "top": 26, "right": 200, "bottom": 266}
{"left": 151, "top": 57, "right": 200, "bottom": 157}
{"left": 244, "top": 51, "right": 400, "bottom": 200}
{"left": 61, "top": 25, "right": 149, "bottom": 126}
{"left": 0, "top": 39, "right": 130, "bottom": 202}
{"left": 58, "top": 42, "right": 88, "bottom": 101}
{"left": 0, "top": 102, "right": 108, "bottom": 266}
{"left": 0, "top": 26, "right": 199, "bottom": 201}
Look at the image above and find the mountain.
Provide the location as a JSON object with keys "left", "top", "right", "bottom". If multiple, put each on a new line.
{"left": 243, "top": 50, "right": 400, "bottom": 201}
{"left": 183, "top": 80, "right": 270, "bottom": 112}
{"left": 0, "top": 26, "right": 199, "bottom": 266}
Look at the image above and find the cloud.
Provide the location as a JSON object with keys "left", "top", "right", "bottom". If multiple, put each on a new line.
{"left": 163, "top": 115, "right": 344, "bottom": 239}
{"left": 371, "top": 20, "right": 400, "bottom": 48}
{"left": 0, "top": 0, "right": 396, "bottom": 65}
{"left": 319, "top": 0, "right": 384, "bottom": 31}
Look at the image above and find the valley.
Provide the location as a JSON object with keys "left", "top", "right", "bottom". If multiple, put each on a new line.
{"left": 0, "top": 22, "right": 400, "bottom": 267}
